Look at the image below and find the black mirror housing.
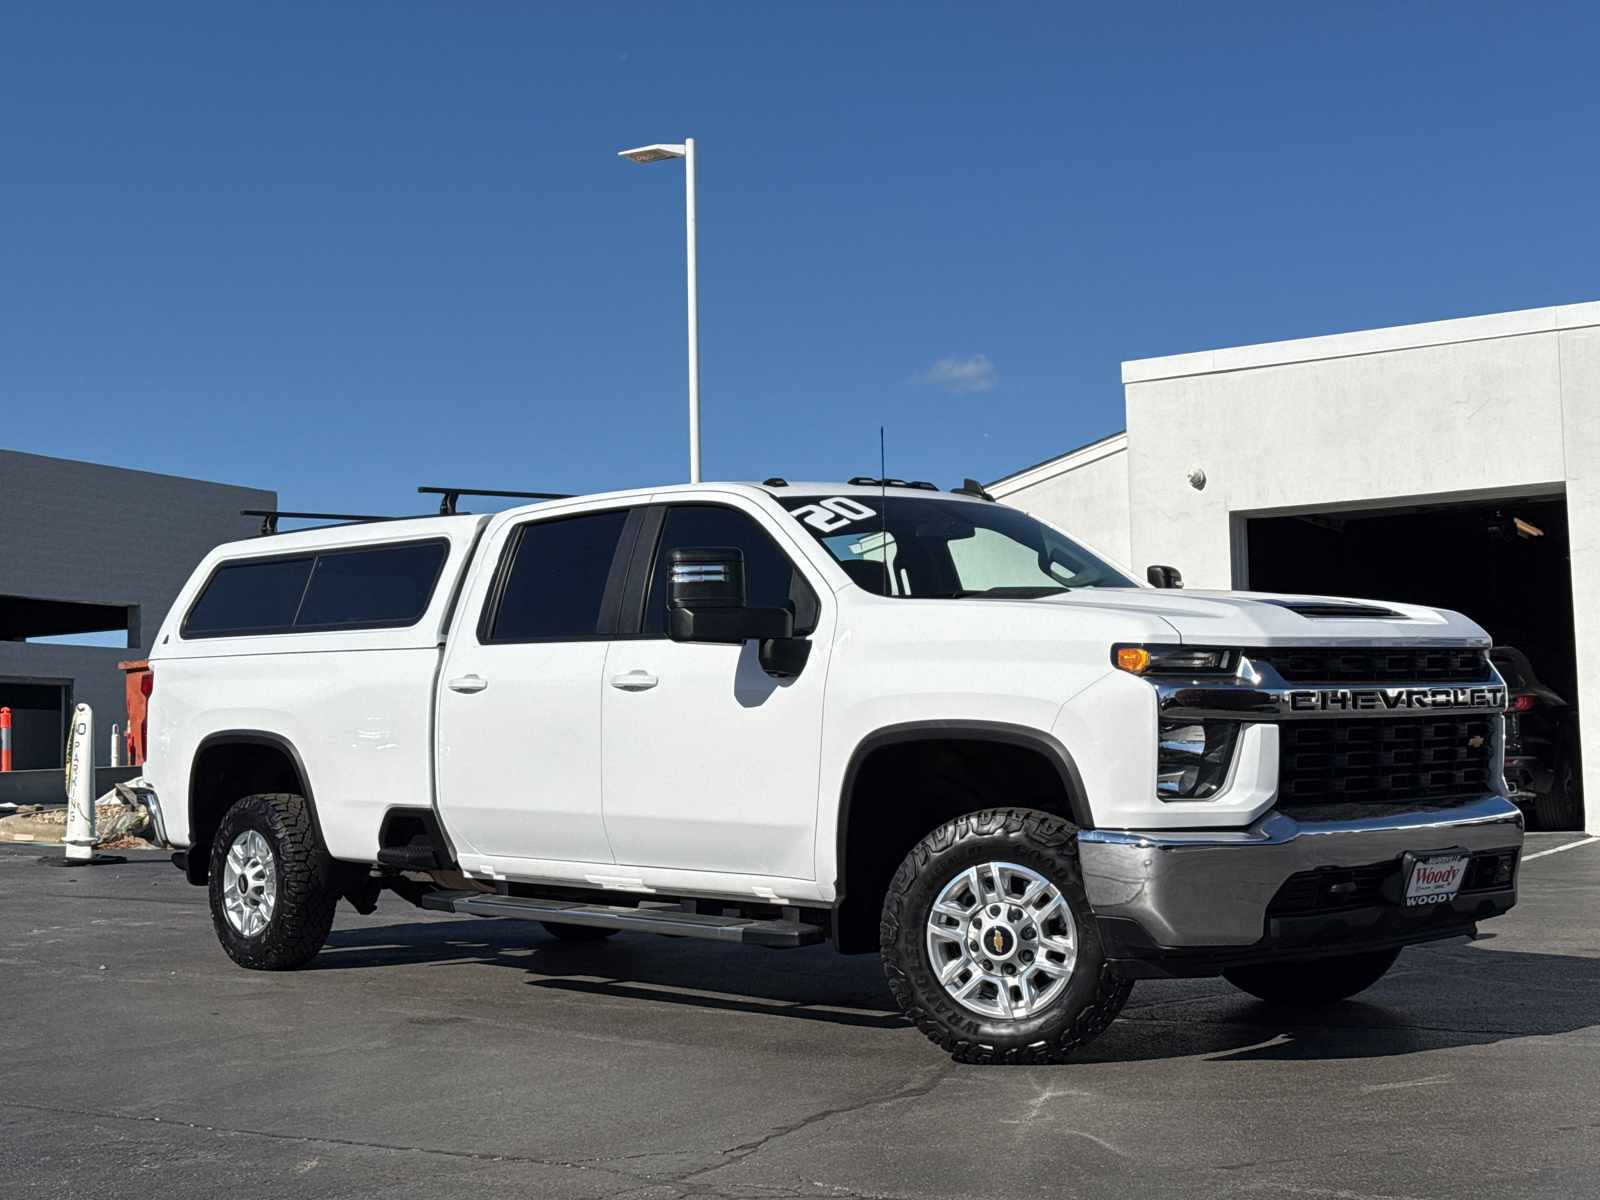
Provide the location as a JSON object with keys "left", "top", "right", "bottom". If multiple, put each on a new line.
{"left": 759, "top": 637, "right": 811, "bottom": 678}
{"left": 1147, "top": 564, "right": 1184, "bottom": 589}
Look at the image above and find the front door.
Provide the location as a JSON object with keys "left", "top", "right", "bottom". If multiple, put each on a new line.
{"left": 601, "top": 502, "right": 829, "bottom": 884}
{"left": 436, "top": 506, "right": 636, "bottom": 868}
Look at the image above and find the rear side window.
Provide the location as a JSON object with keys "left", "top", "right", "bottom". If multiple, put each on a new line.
{"left": 297, "top": 543, "right": 450, "bottom": 628}
{"left": 183, "top": 540, "right": 449, "bottom": 638}
{"left": 185, "top": 558, "right": 315, "bottom": 636}
{"left": 487, "top": 509, "right": 631, "bottom": 641}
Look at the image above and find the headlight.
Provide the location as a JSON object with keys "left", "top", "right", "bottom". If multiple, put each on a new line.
{"left": 1114, "top": 644, "right": 1236, "bottom": 674}
{"left": 1156, "top": 720, "right": 1238, "bottom": 800}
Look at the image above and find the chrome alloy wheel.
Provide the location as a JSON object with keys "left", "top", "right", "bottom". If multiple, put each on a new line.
{"left": 221, "top": 829, "right": 278, "bottom": 938}
{"left": 925, "top": 861, "right": 1078, "bottom": 1019}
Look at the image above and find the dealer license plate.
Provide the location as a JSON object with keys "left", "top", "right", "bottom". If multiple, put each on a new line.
{"left": 1404, "top": 851, "right": 1469, "bottom": 907}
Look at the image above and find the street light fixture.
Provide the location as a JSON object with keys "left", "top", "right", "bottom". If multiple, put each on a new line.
{"left": 619, "top": 139, "right": 700, "bottom": 482}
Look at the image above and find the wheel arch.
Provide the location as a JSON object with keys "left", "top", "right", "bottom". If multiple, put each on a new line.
{"left": 186, "top": 730, "right": 320, "bottom": 886}
{"left": 831, "top": 720, "right": 1093, "bottom": 954}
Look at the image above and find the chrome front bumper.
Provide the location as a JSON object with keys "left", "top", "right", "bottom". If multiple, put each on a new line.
{"left": 1078, "top": 793, "right": 1523, "bottom": 950}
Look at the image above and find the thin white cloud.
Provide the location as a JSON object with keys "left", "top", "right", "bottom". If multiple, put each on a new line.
{"left": 913, "top": 354, "right": 997, "bottom": 394}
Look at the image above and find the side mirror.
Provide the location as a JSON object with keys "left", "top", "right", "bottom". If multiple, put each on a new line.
{"left": 1147, "top": 564, "right": 1184, "bottom": 589}
{"left": 667, "top": 547, "right": 797, "bottom": 645}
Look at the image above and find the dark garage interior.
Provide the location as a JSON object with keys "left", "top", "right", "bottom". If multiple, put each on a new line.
{"left": 1246, "top": 491, "right": 1581, "bottom": 828}
{"left": 0, "top": 679, "right": 70, "bottom": 771}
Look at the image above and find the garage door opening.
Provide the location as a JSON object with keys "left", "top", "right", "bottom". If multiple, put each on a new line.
{"left": 1245, "top": 492, "right": 1580, "bottom": 829}
{"left": 0, "top": 680, "right": 70, "bottom": 771}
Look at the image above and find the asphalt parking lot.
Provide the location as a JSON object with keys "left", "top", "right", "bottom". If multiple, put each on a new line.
{"left": 2, "top": 833, "right": 1598, "bottom": 1200}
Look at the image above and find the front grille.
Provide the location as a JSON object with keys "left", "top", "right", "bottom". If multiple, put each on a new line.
{"left": 1249, "top": 647, "right": 1489, "bottom": 684}
{"left": 1278, "top": 716, "right": 1495, "bottom": 804}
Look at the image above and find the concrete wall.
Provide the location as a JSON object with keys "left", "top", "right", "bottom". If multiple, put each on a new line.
{"left": 988, "top": 432, "right": 1134, "bottom": 571}
{"left": 1, "top": 450, "right": 273, "bottom": 766}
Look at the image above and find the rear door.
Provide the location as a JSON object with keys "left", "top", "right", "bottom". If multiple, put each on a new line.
{"left": 600, "top": 501, "right": 830, "bottom": 883}
{"left": 436, "top": 506, "right": 640, "bottom": 868}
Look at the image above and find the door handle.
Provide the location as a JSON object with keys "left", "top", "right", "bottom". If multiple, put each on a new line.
{"left": 448, "top": 675, "right": 488, "bottom": 693}
{"left": 610, "top": 671, "right": 658, "bottom": 691}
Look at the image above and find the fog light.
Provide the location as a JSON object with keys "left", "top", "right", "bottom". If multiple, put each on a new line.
{"left": 1157, "top": 720, "right": 1239, "bottom": 800}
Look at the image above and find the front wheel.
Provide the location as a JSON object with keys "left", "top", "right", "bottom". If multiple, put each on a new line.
{"left": 880, "top": 808, "right": 1132, "bottom": 1064}
{"left": 1223, "top": 947, "right": 1401, "bottom": 1004}
{"left": 208, "top": 793, "right": 339, "bottom": 970}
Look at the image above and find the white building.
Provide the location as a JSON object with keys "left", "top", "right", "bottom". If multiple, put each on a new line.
{"left": 991, "top": 301, "right": 1600, "bottom": 822}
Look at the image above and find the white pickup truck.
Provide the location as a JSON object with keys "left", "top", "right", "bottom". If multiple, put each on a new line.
{"left": 141, "top": 479, "right": 1522, "bottom": 1063}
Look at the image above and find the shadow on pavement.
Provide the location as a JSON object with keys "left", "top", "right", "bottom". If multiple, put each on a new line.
{"left": 318, "top": 918, "right": 1600, "bottom": 1056}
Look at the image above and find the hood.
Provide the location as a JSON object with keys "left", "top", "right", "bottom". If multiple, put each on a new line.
{"left": 1036, "top": 588, "right": 1490, "bottom": 647}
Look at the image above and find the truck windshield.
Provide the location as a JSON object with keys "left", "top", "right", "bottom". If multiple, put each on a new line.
{"left": 779, "top": 494, "right": 1137, "bottom": 596}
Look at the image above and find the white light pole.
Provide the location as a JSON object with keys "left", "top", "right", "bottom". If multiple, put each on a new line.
{"left": 619, "top": 139, "right": 700, "bottom": 482}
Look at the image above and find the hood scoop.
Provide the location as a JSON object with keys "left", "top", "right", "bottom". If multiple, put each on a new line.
{"left": 1265, "top": 600, "right": 1406, "bottom": 620}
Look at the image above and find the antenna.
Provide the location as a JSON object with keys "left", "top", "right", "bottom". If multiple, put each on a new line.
{"left": 418, "top": 487, "right": 574, "bottom": 515}
{"left": 880, "top": 427, "right": 889, "bottom": 597}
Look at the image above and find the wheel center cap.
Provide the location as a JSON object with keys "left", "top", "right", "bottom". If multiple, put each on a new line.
{"left": 985, "top": 924, "right": 1015, "bottom": 958}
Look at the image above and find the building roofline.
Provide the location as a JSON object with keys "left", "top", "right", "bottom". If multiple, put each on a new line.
{"left": 1121, "top": 299, "right": 1600, "bottom": 385}
{"left": 987, "top": 430, "right": 1128, "bottom": 495}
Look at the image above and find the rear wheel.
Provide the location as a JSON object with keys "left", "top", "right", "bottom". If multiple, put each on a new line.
{"left": 1223, "top": 947, "right": 1401, "bottom": 1004}
{"left": 1533, "top": 738, "right": 1584, "bottom": 832}
{"left": 880, "top": 808, "right": 1132, "bottom": 1064}
{"left": 539, "top": 922, "right": 619, "bottom": 942}
{"left": 208, "top": 793, "right": 339, "bottom": 970}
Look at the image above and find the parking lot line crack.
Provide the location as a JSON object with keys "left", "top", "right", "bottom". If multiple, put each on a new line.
{"left": 0, "top": 1098, "right": 646, "bottom": 1185}
{"left": 668, "top": 1062, "right": 953, "bottom": 1189}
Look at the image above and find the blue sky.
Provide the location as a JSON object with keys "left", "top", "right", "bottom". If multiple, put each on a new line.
{"left": 3, "top": 2, "right": 1599, "bottom": 520}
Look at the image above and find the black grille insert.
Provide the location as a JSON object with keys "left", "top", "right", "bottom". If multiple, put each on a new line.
{"left": 1249, "top": 647, "right": 1490, "bottom": 684}
{"left": 1278, "top": 716, "right": 1495, "bottom": 804}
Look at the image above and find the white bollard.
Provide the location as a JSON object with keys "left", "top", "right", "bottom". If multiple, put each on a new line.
{"left": 110, "top": 723, "right": 122, "bottom": 768}
{"left": 63, "top": 704, "right": 96, "bottom": 863}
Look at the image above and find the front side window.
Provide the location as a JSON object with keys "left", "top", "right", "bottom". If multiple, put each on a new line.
{"left": 642, "top": 505, "right": 818, "bottom": 636}
{"left": 184, "top": 540, "right": 449, "bottom": 637}
{"left": 780, "top": 495, "right": 1136, "bottom": 596}
{"left": 487, "top": 509, "right": 631, "bottom": 641}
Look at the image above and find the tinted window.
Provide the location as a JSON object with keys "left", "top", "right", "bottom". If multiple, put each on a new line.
{"left": 184, "top": 540, "right": 450, "bottom": 638}
{"left": 184, "top": 558, "right": 315, "bottom": 635}
{"left": 643, "top": 505, "right": 814, "bottom": 636}
{"left": 297, "top": 543, "right": 449, "bottom": 628}
{"left": 490, "top": 509, "right": 631, "bottom": 641}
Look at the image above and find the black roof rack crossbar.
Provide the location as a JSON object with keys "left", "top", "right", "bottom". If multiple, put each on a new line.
{"left": 242, "top": 510, "right": 395, "bottom": 537}
{"left": 418, "top": 486, "right": 574, "bottom": 515}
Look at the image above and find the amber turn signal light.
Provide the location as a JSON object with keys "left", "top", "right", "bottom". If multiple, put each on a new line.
{"left": 1116, "top": 647, "right": 1151, "bottom": 673}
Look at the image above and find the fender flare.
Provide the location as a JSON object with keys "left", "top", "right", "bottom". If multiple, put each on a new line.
{"left": 830, "top": 720, "right": 1094, "bottom": 951}
{"left": 186, "top": 730, "right": 323, "bottom": 885}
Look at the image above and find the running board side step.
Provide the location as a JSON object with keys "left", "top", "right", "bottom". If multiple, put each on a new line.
{"left": 418, "top": 890, "right": 828, "bottom": 948}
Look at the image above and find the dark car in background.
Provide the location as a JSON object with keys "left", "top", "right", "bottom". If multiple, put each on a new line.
{"left": 1493, "top": 645, "right": 1583, "bottom": 830}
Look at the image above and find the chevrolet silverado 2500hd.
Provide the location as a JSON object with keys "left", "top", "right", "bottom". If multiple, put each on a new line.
{"left": 139, "top": 480, "right": 1522, "bottom": 1062}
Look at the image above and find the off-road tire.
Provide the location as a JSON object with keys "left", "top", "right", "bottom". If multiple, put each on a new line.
{"left": 539, "top": 922, "right": 619, "bottom": 942}
{"left": 209, "top": 793, "right": 339, "bottom": 971}
{"left": 1223, "top": 947, "right": 1401, "bottom": 1004}
{"left": 1533, "top": 738, "right": 1584, "bottom": 832}
{"left": 880, "top": 807, "right": 1132, "bottom": 1064}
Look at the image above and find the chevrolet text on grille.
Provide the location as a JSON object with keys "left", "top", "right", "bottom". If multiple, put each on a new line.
{"left": 1283, "top": 686, "right": 1506, "bottom": 714}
